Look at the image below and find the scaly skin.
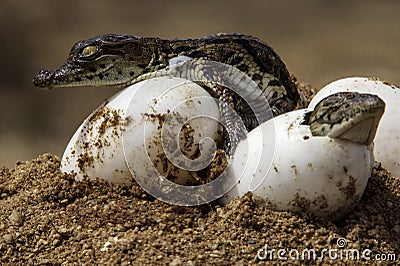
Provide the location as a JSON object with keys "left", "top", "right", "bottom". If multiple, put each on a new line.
{"left": 33, "top": 34, "right": 385, "bottom": 153}
{"left": 303, "top": 92, "right": 385, "bottom": 145}
{"left": 33, "top": 33, "right": 302, "bottom": 117}
{"left": 33, "top": 33, "right": 306, "bottom": 156}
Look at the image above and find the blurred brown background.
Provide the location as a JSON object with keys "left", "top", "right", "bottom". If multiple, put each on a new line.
{"left": 0, "top": 0, "right": 399, "bottom": 167}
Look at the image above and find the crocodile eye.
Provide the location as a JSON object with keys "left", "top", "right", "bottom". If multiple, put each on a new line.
{"left": 81, "top": 45, "right": 98, "bottom": 57}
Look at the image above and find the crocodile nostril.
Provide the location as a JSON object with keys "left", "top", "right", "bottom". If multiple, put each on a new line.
{"left": 33, "top": 69, "right": 52, "bottom": 88}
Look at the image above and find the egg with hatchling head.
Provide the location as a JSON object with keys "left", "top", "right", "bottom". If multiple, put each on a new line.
{"left": 308, "top": 77, "right": 400, "bottom": 177}
{"left": 221, "top": 91, "right": 385, "bottom": 221}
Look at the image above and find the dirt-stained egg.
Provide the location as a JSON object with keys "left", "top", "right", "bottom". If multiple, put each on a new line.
{"left": 309, "top": 77, "right": 400, "bottom": 177}
{"left": 221, "top": 109, "right": 375, "bottom": 221}
{"left": 61, "top": 76, "right": 221, "bottom": 184}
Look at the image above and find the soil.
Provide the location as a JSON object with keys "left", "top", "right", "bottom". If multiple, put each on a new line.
{"left": 0, "top": 83, "right": 399, "bottom": 265}
{"left": 0, "top": 154, "right": 399, "bottom": 265}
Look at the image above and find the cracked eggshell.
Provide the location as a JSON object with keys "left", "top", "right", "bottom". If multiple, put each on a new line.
{"left": 223, "top": 109, "right": 373, "bottom": 221}
{"left": 309, "top": 77, "right": 400, "bottom": 177}
{"left": 61, "top": 77, "right": 221, "bottom": 185}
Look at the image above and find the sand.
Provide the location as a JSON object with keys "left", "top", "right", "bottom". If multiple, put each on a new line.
{"left": 0, "top": 154, "right": 399, "bottom": 265}
{"left": 1, "top": 82, "right": 399, "bottom": 264}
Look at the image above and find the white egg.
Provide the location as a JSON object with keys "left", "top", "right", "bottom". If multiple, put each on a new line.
{"left": 61, "top": 76, "right": 221, "bottom": 185}
{"left": 309, "top": 77, "right": 400, "bottom": 177}
{"left": 221, "top": 109, "right": 373, "bottom": 221}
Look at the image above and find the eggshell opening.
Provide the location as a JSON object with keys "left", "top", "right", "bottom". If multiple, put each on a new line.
{"left": 223, "top": 109, "right": 373, "bottom": 220}
{"left": 309, "top": 77, "right": 400, "bottom": 177}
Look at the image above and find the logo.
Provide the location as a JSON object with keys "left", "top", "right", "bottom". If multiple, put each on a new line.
{"left": 122, "top": 58, "right": 275, "bottom": 205}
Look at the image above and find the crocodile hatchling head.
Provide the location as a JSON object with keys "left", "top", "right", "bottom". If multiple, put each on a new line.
{"left": 303, "top": 91, "right": 385, "bottom": 145}
{"left": 33, "top": 34, "right": 154, "bottom": 89}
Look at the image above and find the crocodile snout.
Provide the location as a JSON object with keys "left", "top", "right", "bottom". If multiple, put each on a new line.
{"left": 33, "top": 69, "right": 54, "bottom": 89}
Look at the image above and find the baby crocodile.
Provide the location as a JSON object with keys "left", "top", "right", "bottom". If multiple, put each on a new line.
{"left": 303, "top": 91, "right": 385, "bottom": 145}
{"left": 33, "top": 33, "right": 302, "bottom": 154}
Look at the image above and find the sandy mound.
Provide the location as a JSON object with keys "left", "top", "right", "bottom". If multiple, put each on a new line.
{"left": 0, "top": 153, "right": 399, "bottom": 264}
